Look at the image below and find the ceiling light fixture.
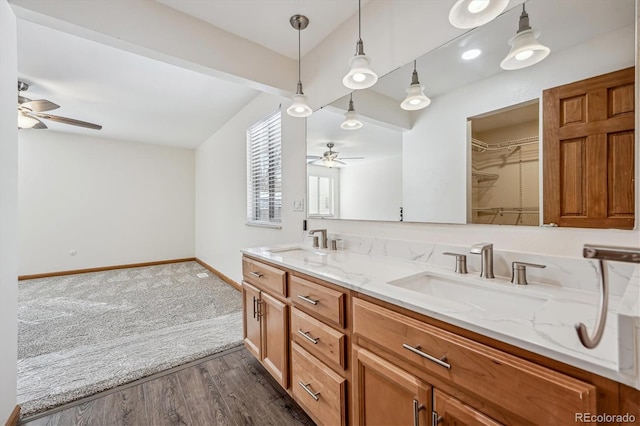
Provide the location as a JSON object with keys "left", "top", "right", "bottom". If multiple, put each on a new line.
{"left": 500, "top": 4, "right": 550, "bottom": 70}
{"left": 449, "top": 0, "right": 509, "bottom": 29}
{"left": 343, "top": 0, "right": 378, "bottom": 90}
{"left": 461, "top": 48, "right": 482, "bottom": 60}
{"left": 400, "top": 60, "right": 431, "bottom": 111}
{"left": 340, "top": 93, "right": 363, "bottom": 130}
{"left": 286, "top": 14, "right": 313, "bottom": 118}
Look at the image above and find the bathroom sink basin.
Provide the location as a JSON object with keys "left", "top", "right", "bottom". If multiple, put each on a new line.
{"left": 267, "top": 246, "right": 327, "bottom": 259}
{"left": 388, "top": 272, "right": 549, "bottom": 320}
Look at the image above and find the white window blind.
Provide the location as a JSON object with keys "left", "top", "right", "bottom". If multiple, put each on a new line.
{"left": 308, "top": 175, "right": 334, "bottom": 216}
{"left": 246, "top": 110, "right": 282, "bottom": 226}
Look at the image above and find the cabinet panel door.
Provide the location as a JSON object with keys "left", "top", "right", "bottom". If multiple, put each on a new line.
{"left": 242, "top": 281, "right": 261, "bottom": 360}
{"left": 433, "top": 389, "right": 502, "bottom": 426}
{"left": 353, "top": 346, "right": 431, "bottom": 426}
{"left": 261, "top": 291, "right": 289, "bottom": 389}
{"left": 543, "top": 66, "right": 635, "bottom": 229}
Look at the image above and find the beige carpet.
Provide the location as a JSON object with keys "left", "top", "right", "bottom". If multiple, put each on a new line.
{"left": 17, "top": 261, "right": 243, "bottom": 417}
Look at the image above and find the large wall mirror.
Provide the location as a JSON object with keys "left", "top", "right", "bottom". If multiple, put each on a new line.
{"left": 306, "top": 0, "right": 636, "bottom": 229}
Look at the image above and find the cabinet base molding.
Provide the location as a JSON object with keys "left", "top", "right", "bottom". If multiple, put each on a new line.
{"left": 4, "top": 405, "right": 20, "bottom": 426}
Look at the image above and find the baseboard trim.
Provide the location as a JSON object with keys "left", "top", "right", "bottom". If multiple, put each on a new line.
{"left": 18, "top": 258, "right": 196, "bottom": 281}
{"left": 4, "top": 405, "right": 20, "bottom": 426}
{"left": 195, "top": 258, "right": 242, "bottom": 292}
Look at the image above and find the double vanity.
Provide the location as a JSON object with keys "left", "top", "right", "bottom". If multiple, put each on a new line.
{"left": 241, "top": 235, "right": 639, "bottom": 425}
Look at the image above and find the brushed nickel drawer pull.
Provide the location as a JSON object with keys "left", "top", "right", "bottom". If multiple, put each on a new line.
{"left": 249, "top": 271, "right": 263, "bottom": 278}
{"left": 252, "top": 296, "right": 257, "bottom": 319}
{"left": 402, "top": 343, "right": 451, "bottom": 369}
{"left": 297, "top": 295, "right": 318, "bottom": 305}
{"left": 297, "top": 330, "right": 319, "bottom": 344}
{"left": 413, "top": 399, "right": 424, "bottom": 426}
{"left": 298, "top": 381, "right": 320, "bottom": 401}
{"left": 432, "top": 411, "right": 443, "bottom": 426}
{"left": 256, "top": 300, "right": 264, "bottom": 319}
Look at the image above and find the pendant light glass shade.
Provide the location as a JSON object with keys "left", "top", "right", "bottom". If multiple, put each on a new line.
{"left": 340, "top": 94, "right": 363, "bottom": 130}
{"left": 343, "top": 0, "right": 378, "bottom": 90}
{"left": 287, "top": 15, "right": 312, "bottom": 118}
{"left": 287, "top": 88, "right": 313, "bottom": 117}
{"left": 449, "top": 0, "right": 509, "bottom": 29}
{"left": 343, "top": 47, "right": 378, "bottom": 90}
{"left": 500, "top": 5, "right": 550, "bottom": 70}
{"left": 400, "top": 61, "right": 431, "bottom": 111}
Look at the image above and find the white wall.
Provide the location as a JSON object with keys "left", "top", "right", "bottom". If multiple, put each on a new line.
{"left": 195, "top": 92, "right": 306, "bottom": 283}
{"left": 0, "top": 0, "right": 18, "bottom": 419}
{"left": 403, "top": 24, "right": 635, "bottom": 224}
{"left": 18, "top": 131, "right": 195, "bottom": 275}
{"left": 340, "top": 156, "right": 402, "bottom": 221}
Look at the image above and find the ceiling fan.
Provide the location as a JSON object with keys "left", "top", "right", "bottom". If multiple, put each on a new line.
{"left": 17, "top": 81, "right": 102, "bottom": 130}
{"left": 307, "top": 142, "right": 364, "bottom": 168}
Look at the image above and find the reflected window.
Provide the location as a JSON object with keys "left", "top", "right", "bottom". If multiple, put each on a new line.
{"left": 308, "top": 175, "right": 334, "bottom": 217}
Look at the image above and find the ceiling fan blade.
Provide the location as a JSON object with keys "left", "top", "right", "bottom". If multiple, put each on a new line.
{"left": 339, "top": 157, "right": 365, "bottom": 160}
{"left": 33, "top": 113, "right": 102, "bottom": 130}
{"left": 334, "top": 160, "right": 347, "bottom": 165}
{"left": 21, "top": 99, "right": 60, "bottom": 112}
{"left": 306, "top": 155, "right": 322, "bottom": 159}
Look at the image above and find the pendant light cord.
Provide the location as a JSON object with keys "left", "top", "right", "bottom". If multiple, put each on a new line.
{"left": 297, "top": 26, "right": 301, "bottom": 84}
{"left": 358, "top": 0, "right": 362, "bottom": 42}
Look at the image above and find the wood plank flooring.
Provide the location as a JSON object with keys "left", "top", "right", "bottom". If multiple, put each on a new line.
{"left": 22, "top": 346, "right": 314, "bottom": 426}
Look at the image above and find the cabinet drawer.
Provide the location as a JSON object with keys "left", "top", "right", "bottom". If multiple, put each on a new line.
{"left": 291, "top": 307, "right": 346, "bottom": 370}
{"left": 291, "top": 342, "right": 346, "bottom": 426}
{"left": 242, "top": 257, "right": 286, "bottom": 297}
{"left": 352, "top": 297, "right": 596, "bottom": 424}
{"left": 290, "top": 276, "right": 345, "bottom": 328}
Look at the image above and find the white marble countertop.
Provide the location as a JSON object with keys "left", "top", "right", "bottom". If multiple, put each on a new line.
{"left": 242, "top": 243, "right": 640, "bottom": 389}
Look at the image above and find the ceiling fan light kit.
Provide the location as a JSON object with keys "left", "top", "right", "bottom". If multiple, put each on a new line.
{"left": 286, "top": 14, "right": 313, "bottom": 118}
{"left": 500, "top": 4, "right": 550, "bottom": 70}
{"left": 17, "top": 81, "right": 103, "bottom": 130}
{"left": 343, "top": 0, "right": 378, "bottom": 90}
{"left": 448, "top": 0, "right": 510, "bottom": 29}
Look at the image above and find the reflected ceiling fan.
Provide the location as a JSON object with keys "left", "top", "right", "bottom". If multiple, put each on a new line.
{"left": 17, "top": 81, "right": 102, "bottom": 130}
{"left": 306, "top": 142, "right": 364, "bottom": 168}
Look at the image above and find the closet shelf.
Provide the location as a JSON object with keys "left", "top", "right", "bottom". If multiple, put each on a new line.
{"left": 471, "top": 136, "right": 539, "bottom": 152}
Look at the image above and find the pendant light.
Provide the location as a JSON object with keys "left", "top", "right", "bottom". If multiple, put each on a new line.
{"left": 286, "top": 15, "right": 313, "bottom": 118}
{"left": 449, "top": 0, "right": 509, "bottom": 29}
{"left": 500, "top": 4, "right": 550, "bottom": 71}
{"left": 343, "top": 0, "right": 378, "bottom": 90}
{"left": 400, "top": 61, "right": 431, "bottom": 111}
{"left": 340, "top": 93, "right": 363, "bottom": 130}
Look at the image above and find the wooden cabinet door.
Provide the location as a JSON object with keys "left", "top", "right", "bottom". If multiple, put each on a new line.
{"left": 242, "top": 281, "right": 261, "bottom": 360}
{"left": 433, "top": 389, "right": 501, "bottom": 426}
{"left": 543, "top": 67, "right": 635, "bottom": 229}
{"left": 261, "top": 291, "right": 289, "bottom": 389}
{"left": 353, "top": 346, "right": 431, "bottom": 426}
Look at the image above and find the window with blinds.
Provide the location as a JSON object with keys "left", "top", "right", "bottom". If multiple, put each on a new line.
{"left": 246, "top": 110, "right": 282, "bottom": 226}
{"left": 308, "top": 175, "right": 334, "bottom": 217}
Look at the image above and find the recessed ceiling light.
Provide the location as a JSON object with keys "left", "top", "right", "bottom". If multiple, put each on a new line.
{"left": 461, "top": 48, "right": 482, "bottom": 60}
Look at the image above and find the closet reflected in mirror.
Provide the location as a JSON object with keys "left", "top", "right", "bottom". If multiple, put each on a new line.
{"left": 470, "top": 100, "right": 539, "bottom": 226}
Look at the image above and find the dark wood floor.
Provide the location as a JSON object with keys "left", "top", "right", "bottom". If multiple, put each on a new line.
{"left": 22, "top": 346, "right": 314, "bottom": 426}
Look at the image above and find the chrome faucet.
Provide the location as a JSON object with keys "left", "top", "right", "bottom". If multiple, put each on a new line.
{"left": 470, "top": 243, "right": 494, "bottom": 279}
{"left": 308, "top": 229, "right": 328, "bottom": 249}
